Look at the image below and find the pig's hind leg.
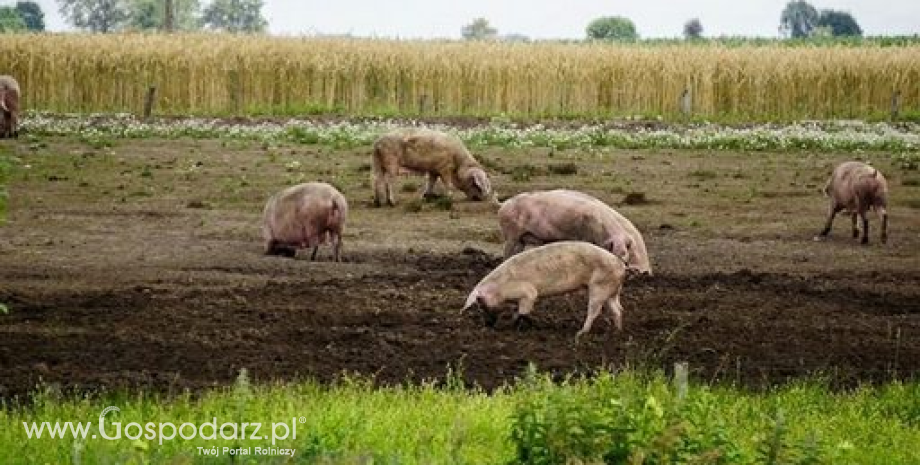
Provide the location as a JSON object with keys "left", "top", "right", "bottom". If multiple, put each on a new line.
{"left": 578, "top": 283, "right": 620, "bottom": 339}
{"left": 604, "top": 295, "right": 624, "bottom": 331}
{"left": 331, "top": 230, "right": 343, "bottom": 262}
{"left": 815, "top": 201, "right": 842, "bottom": 240}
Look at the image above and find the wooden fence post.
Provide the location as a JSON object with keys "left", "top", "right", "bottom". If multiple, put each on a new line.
{"left": 680, "top": 88, "right": 692, "bottom": 116}
{"left": 229, "top": 69, "right": 241, "bottom": 115}
{"left": 143, "top": 86, "right": 157, "bottom": 119}
{"left": 891, "top": 90, "right": 901, "bottom": 120}
{"left": 419, "top": 94, "right": 430, "bottom": 114}
{"left": 674, "top": 361, "right": 689, "bottom": 401}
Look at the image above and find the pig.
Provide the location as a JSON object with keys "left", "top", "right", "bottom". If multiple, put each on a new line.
{"left": 261, "top": 182, "right": 348, "bottom": 261}
{"left": 814, "top": 161, "right": 888, "bottom": 245}
{"left": 559, "top": 189, "right": 652, "bottom": 274}
{"left": 462, "top": 241, "right": 630, "bottom": 339}
{"left": 372, "top": 128, "right": 493, "bottom": 206}
{"left": 498, "top": 189, "right": 652, "bottom": 274}
{"left": 0, "top": 75, "right": 20, "bottom": 139}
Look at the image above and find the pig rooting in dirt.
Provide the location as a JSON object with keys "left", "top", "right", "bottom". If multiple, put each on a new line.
{"left": 372, "top": 128, "right": 493, "bottom": 206}
{"left": 261, "top": 182, "right": 348, "bottom": 261}
{"left": 462, "top": 241, "right": 631, "bottom": 339}
{"left": 814, "top": 161, "right": 889, "bottom": 245}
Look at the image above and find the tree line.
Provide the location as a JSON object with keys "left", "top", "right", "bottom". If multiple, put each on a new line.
{"left": 0, "top": 0, "right": 883, "bottom": 39}
{"left": 464, "top": 1, "right": 866, "bottom": 42}
{"left": 0, "top": 0, "right": 268, "bottom": 33}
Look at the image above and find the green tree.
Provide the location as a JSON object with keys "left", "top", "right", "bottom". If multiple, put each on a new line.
{"left": 15, "top": 1, "right": 45, "bottom": 31}
{"left": 780, "top": 0, "right": 819, "bottom": 38}
{"left": 127, "top": 0, "right": 200, "bottom": 31}
{"left": 57, "top": 0, "right": 130, "bottom": 33}
{"left": 683, "top": 18, "right": 703, "bottom": 39}
{"left": 202, "top": 0, "right": 266, "bottom": 33}
{"left": 586, "top": 16, "right": 638, "bottom": 41}
{"left": 817, "top": 9, "right": 862, "bottom": 37}
{"left": 0, "top": 6, "right": 26, "bottom": 32}
{"left": 461, "top": 17, "right": 497, "bottom": 40}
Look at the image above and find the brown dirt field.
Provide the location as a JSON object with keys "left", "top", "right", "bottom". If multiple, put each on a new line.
{"left": 1, "top": 137, "right": 918, "bottom": 399}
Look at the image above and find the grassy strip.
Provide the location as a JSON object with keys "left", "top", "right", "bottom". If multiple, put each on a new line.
{"left": 1, "top": 369, "right": 918, "bottom": 464}
{"left": 19, "top": 112, "right": 920, "bottom": 155}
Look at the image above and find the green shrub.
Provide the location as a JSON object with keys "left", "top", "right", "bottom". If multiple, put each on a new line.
{"left": 509, "top": 370, "right": 839, "bottom": 465}
{"left": 433, "top": 195, "right": 453, "bottom": 211}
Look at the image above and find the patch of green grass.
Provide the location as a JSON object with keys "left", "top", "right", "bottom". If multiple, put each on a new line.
{"left": 759, "top": 190, "right": 812, "bottom": 199}
{"left": 902, "top": 177, "right": 920, "bottom": 187}
{"left": 476, "top": 154, "right": 503, "bottom": 172}
{"left": 129, "top": 189, "right": 154, "bottom": 198}
{"left": 3, "top": 370, "right": 919, "bottom": 464}
{"left": 894, "top": 153, "right": 919, "bottom": 171}
{"left": 623, "top": 192, "right": 648, "bottom": 205}
{"left": 510, "top": 164, "right": 543, "bottom": 182}
{"left": 287, "top": 126, "right": 321, "bottom": 145}
{"left": 79, "top": 134, "right": 116, "bottom": 150}
{"left": 688, "top": 169, "right": 719, "bottom": 180}
{"left": 546, "top": 162, "right": 579, "bottom": 176}
{"left": 432, "top": 196, "right": 453, "bottom": 211}
{"left": 731, "top": 170, "right": 750, "bottom": 179}
{"left": 403, "top": 199, "right": 424, "bottom": 213}
{"left": 400, "top": 181, "right": 419, "bottom": 193}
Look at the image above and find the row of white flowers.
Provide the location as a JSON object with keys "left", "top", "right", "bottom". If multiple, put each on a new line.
{"left": 21, "top": 112, "right": 920, "bottom": 154}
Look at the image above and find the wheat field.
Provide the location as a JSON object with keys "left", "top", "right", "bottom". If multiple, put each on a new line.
{"left": 2, "top": 33, "right": 918, "bottom": 119}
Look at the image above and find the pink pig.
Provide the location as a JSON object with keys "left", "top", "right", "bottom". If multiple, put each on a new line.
{"left": 261, "top": 182, "right": 348, "bottom": 261}
{"left": 498, "top": 189, "right": 651, "bottom": 274}
{"left": 463, "top": 241, "right": 631, "bottom": 339}
{"left": 815, "top": 161, "right": 889, "bottom": 245}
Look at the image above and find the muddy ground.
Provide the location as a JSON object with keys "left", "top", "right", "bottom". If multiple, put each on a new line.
{"left": 1, "top": 136, "right": 918, "bottom": 399}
